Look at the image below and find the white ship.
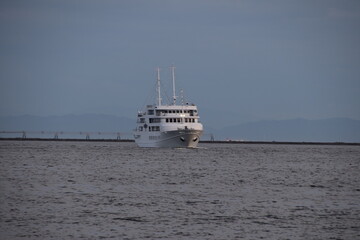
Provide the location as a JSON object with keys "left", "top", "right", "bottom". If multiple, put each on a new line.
{"left": 134, "top": 66, "right": 203, "bottom": 148}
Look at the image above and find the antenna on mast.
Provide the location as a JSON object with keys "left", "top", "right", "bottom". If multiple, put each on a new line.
{"left": 156, "top": 67, "right": 162, "bottom": 106}
{"left": 170, "top": 65, "right": 177, "bottom": 105}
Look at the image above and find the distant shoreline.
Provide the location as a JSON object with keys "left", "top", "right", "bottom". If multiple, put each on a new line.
{"left": 0, "top": 138, "right": 359, "bottom": 146}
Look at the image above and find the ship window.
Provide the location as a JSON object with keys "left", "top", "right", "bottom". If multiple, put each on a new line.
{"left": 148, "top": 110, "right": 154, "bottom": 115}
{"left": 149, "top": 126, "right": 160, "bottom": 131}
{"left": 149, "top": 118, "right": 161, "bottom": 123}
{"left": 177, "top": 118, "right": 181, "bottom": 123}
{"left": 149, "top": 135, "right": 160, "bottom": 140}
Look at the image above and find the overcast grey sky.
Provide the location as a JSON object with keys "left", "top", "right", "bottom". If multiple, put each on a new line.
{"left": 0, "top": 0, "right": 359, "bottom": 127}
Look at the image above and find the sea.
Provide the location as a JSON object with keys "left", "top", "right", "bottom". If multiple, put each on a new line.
{"left": 0, "top": 140, "right": 359, "bottom": 240}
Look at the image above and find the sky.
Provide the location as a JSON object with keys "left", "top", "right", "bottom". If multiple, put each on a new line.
{"left": 0, "top": 0, "right": 359, "bottom": 128}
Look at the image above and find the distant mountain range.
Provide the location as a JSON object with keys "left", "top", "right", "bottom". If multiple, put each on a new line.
{"left": 216, "top": 118, "right": 360, "bottom": 142}
{"left": 0, "top": 114, "right": 134, "bottom": 132}
{"left": 0, "top": 114, "right": 359, "bottom": 142}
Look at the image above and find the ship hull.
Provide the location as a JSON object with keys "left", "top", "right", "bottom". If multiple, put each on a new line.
{"left": 134, "top": 129, "right": 202, "bottom": 148}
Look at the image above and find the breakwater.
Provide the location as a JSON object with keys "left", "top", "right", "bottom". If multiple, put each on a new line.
{"left": 1, "top": 138, "right": 359, "bottom": 146}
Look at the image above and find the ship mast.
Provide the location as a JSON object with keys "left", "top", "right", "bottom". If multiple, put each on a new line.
{"left": 156, "top": 67, "right": 162, "bottom": 106}
{"left": 170, "top": 65, "right": 177, "bottom": 105}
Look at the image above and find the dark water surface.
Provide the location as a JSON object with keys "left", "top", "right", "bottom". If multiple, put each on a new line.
{"left": 1, "top": 141, "right": 359, "bottom": 239}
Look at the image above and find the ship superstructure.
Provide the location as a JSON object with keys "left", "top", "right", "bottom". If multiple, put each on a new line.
{"left": 133, "top": 66, "right": 203, "bottom": 148}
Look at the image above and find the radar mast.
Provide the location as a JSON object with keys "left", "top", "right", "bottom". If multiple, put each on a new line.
{"left": 156, "top": 67, "right": 162, "bottom": 106}
{"left": 170, "top": 65, "right": 177, "bottom": 105}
